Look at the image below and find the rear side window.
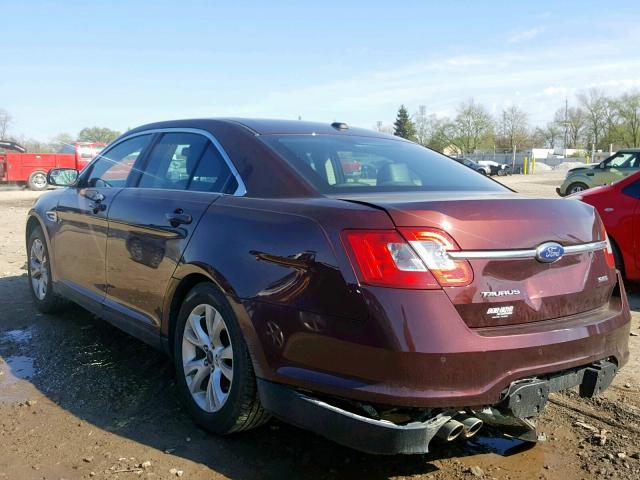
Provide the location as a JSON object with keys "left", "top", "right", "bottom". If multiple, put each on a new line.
{"left": 261, "top": 135, "right": 506, "bottom": 194}
{"left": 138, "top": 133, "right": 234, "bottom": 192}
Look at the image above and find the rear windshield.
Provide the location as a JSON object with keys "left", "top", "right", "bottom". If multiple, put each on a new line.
{"left": 261, "top": 135, "right": 506, "bottom": 193}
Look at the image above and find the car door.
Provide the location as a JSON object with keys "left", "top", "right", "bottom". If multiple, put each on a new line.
{"left": 53, "top": 134, "right": 153, "bottom": 304}
{"left": 104, "top": 130, "right": 240, "bottom": 331}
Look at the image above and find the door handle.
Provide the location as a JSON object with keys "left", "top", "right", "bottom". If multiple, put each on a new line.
{"left": 166, "top": 210, "right": 192, "bottom": 227}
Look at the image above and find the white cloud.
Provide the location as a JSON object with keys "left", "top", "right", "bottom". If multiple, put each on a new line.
{"left": 586, "top": 78, "right": 640, "bottom": 89}
{"left": 543, "top": 86, "right": 569, "bottom": 96}
{"left": 508, "top": 26, "right": 546, "bottom": 43}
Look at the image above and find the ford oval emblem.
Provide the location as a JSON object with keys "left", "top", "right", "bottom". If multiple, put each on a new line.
{"left": 535, "top": 242, "right": 565, "bottom": 263}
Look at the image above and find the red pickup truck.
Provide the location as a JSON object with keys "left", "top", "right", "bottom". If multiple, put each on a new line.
{"left": 0, "top": 141, "right": 104, "bottom": 190}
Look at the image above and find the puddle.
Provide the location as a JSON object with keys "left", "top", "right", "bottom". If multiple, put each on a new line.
{"left": 468, "top": 435, "right": 536, "bottom": 456}
{"left": 0, "top": 355, "right": 35, "bottom": 384}
{"left": 0, "top": 327, "right": 34, "bottom": 344}
{"left": 0, "top": 355, "right": 36, "bottom": 403}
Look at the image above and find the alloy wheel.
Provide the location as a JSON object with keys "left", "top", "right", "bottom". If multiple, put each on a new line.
{"left": 30, "top": 238, "right": 48, "bottom": 300}
{"left": 181, "top": 303, "right": 234, "bottom": 412}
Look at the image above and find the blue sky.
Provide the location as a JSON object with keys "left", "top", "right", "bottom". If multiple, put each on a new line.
{"left": 1, "top": 0, "right": 639, "bottom": 139}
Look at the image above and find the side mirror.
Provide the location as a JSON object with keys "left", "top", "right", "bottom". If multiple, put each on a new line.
{"left": 47, "top": 168, "right": 79, "bottom": 187}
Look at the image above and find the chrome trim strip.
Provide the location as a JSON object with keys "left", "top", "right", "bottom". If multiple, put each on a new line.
{"left": 91, "top": 127, "right": 247, "bottom": 196}
{"left": 562, "top": 240, "right": 608, "bottom": 254}
{"left": 448, "top": 249, "right": 536, "bottom": 260}
{"left": 449, "top": 240, "right": 607, "bottom": 260}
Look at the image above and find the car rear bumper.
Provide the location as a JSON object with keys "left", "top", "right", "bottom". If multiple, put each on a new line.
{"left": 556, "top": 186, "right": 565, "bottom": 196}
{"left": 257, "top": 359, "right": 619, "bottom": 454}
{"left": 254, "top": 272, "right": 630, "bottom": 409}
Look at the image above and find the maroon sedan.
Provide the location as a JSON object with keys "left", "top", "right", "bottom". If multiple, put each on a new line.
{"left": 26, "top": 119, "right": 630, "bottom": 454}
{"left": 569, "top": 170, "right": 640, "bottom": 280}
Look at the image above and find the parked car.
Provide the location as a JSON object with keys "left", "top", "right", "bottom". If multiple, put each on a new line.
{"left": 568, "top": 170, "right": 640, "bottom": 279}
{"left": 556, "top": 149, "right": 640, "bottom": 196}
{"left": 0, "top": 141, "right": 104, "bottom": 190}
{"left": 27, "top": 119, "right": 630, "bottom": 455}
{"left": 453, "top": 157, "right": 491, "bottom": 175}
{"left": 477, "top": 159, "right": 510, "bottom": 176}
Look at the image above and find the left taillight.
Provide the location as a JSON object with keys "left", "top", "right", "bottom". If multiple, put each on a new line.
{"left": 341, "top": 228, "right": 473, "bottom": 290}
{"left": 600, "top": 223, "right": 616, "bottom": 270}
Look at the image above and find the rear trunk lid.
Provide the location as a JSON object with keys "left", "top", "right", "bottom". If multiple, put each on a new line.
{"left": 339, "top": 191, "right": 615, "bottom": 328}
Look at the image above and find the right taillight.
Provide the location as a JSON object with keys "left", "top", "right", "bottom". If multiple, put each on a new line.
{"left": 341, "top": 228, "right": 473, "bottom": 289}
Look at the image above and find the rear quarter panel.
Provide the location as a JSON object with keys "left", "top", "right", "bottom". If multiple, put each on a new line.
{"left": 173, "top": 195, "right": 396, "bottom": 379}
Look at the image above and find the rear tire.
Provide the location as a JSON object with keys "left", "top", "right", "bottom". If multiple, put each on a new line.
{"left": 27, "top": 171, "right": 48, "bottom": 191}
{"left": 27, "top": 226, "right": 67, "bottom": 313}
{"left": 174, "top": 283, "right": 269, "bottom": 434}
{"left": 567, "top": 182, "right": 588, "bottom": 195}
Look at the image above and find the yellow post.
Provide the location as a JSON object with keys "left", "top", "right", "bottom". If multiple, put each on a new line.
{"left": 532, "top": 158, "right": 536, "bottom": 174}
{"left": 523, "top": 157, "right": 528, "bottom": 175}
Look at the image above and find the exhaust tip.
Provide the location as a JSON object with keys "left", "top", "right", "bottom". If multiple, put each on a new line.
{"left": 460, "top": 416, "right": 484, "bottom": 438}
{"left": 436, "top": 419, "right": 465, "bottom": 442}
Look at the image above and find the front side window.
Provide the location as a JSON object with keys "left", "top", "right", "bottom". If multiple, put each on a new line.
{"left": 84, "top": 135, "right": 151, "bottom": 188}
{"left": 138, "top": 132, "right": 235, "bottom": 193}
{"left": 603, "top": 152, "right": 638, "bottom": 168}
{"left": 261, "top": 135, "right": 506, "bottom": 194}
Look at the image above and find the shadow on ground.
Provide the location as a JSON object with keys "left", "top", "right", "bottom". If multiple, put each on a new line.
{"left": 3, "top": 274, "right": 633, "bottom": 479}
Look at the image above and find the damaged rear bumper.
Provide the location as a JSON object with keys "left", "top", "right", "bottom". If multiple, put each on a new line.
{"left": 257, "top": 359, "right": 619, "bottom": 455}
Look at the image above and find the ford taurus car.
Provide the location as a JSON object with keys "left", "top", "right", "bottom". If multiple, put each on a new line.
{"left": 26, "top": 119, "right": 630, "bottom": 454}
{"left": 557, "top": 149, "right": 640, "bottom": 196}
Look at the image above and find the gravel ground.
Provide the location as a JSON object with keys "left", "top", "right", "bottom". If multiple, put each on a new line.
{"left": 1, "top": 176, "right": 639, "bottom": 480}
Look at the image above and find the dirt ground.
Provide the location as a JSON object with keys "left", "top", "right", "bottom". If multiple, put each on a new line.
{"left": 1, "top": 174, "right": 639, "bottom": 480}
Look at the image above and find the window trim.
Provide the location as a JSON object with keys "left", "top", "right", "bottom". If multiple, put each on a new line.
{"left": 80, "top": 128, "right": 247, "bottom": 196}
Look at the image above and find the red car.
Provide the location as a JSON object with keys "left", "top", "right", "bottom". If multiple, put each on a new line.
{"left": 569, "top": 170, "right": 640, "bottom": 279}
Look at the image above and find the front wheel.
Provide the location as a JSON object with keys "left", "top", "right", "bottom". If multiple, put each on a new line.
{"left": 174, "top": 283, "right": 269, "bottom": 434}
{"left": 567, "top": 182, "right": 589, "bottom": 195}
{"left": 27, "top": 171, "right": 48, "bottom": 191}
{"left": 27, "top": 226, "right": 67, "bottom": 312}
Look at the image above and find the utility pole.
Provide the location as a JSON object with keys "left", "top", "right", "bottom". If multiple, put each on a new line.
{"left": 563, "top": 98, "right": 569, "bottom": 158}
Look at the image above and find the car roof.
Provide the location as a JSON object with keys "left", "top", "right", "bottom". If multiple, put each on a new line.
{"left": 126, "top": 117, "right": 402, "bottom": 140}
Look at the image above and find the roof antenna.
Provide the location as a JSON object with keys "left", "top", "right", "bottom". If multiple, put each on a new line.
{"left": 331, "top": 122, "right": 348, "bottom": 131}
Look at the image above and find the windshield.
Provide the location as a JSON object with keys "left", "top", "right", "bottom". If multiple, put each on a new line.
{"left": 261, "top": 135, "right": 506, "bottom": 194}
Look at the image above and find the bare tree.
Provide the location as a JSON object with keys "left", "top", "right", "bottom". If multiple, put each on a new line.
{"left": 0, "top": 108, "right": 12, "bottom": 139}
{"left": 610, "top": 92, "right": 640, "bottom": 147}
{"left": 554, "top": 106, "right": 586, "bottom": 148}
{"left": 413, "top": 110, "right": 431, "bottom": 147}
{"left": 578, "top": 89, "right": 609, "bottom": 149}
{"left": 532, "top": 123, "right": 561, "bottom": 149}
{"left": 453, "top": 99, "right": 494, "bottom": 154}
{"left": 499, "top": 105, "right": 529, "bottom": 167}
{"left": 50, "top": 132, "right": 76, "bottom": 152}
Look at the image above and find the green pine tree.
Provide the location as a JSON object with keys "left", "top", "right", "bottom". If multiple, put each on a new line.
{"left": 393, "top": 105, "right": 417, "bottom": 141}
